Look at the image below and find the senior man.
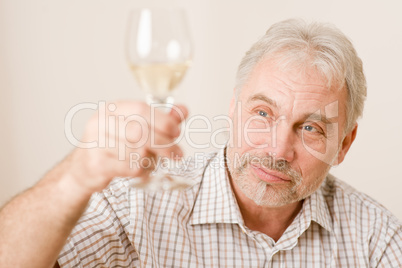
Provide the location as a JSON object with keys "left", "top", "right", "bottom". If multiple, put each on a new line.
{"left": 1, "top": 19, "right": 401, "bottom": 267}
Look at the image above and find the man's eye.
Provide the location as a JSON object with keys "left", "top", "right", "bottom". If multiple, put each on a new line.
{"left": 303, "top": 125, "right": 315, "bottom": 132}
{"left": 258, "top": 110, "right": 268, "bottom": 117}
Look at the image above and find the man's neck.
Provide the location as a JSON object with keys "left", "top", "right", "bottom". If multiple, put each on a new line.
{"left": 233, "top": 187, "right": 303, "bottom": 242}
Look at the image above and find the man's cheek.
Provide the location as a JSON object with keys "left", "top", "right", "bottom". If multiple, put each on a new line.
{"left": 243, "top": 118, "right": 271, "bottom": 149}
{"left": 243, "top": 132, "right": 270, "bottom": 149}
{"left": 301, "top": 134, "right": 340, "bottom": 165}
{"left": 301, "top": 135, "right": 328, "bottom": 154}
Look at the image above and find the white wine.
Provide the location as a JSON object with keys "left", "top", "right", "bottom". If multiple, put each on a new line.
{"left": 130, "top": 62, "right": 190, "bottom": 99}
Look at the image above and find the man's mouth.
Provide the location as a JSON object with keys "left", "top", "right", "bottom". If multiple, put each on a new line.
{"left": 250, "top": 164, "right": 292, "bottom": 184}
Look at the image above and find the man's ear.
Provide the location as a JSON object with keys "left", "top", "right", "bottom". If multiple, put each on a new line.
{"left": 335, "top": 123, "right": 358, "bottom": 165}
{"left": 229, "top": 89, "right": 236, "bottom": 117}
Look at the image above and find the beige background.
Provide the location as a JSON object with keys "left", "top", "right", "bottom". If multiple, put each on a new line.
{"left": 1, "top": 0, "right": 401, "bottom": 219}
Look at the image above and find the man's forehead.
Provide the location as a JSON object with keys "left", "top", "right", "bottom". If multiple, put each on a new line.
{"left": 240, "top": 59, "right": 345, "bottom": 106}
{"left": 256, "top": 60, "right": 331, "bottom": 90}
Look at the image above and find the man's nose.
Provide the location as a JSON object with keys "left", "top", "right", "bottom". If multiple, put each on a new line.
{"left": 268, "top": 120, "right": 295, "bottom": 163}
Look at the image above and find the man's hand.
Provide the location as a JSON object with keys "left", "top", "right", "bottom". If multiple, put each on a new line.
{"left": 0, "top": 101, "right": 188, "bottom": 268}
{"left": 64, "top": 101, "right": 188, "bottom": 194}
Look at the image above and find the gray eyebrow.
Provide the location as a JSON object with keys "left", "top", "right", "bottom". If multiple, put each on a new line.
{"left": 248, "top": 94, "right": 336, "bottom": 125}
{"left": 247, "top": 94, "right": 279, "bottom": 109}
{"left": 302, "top": 112, "right": 334, "bottom": 125}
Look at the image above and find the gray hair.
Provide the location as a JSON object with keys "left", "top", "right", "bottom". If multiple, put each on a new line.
{"left": 235, "top": 19, "right": 367, "bottom": 133}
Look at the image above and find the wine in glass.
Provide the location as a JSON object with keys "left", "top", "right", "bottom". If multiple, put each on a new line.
{"left": 126, "top": 7, "right": 194, "bottom": 191}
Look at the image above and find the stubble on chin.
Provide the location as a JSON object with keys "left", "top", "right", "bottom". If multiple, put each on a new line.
{"left": 226, "top": 148, "right": 328, "bottom": 207}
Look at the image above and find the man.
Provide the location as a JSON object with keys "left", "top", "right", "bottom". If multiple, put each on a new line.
{"left": 0, "top": 19, "right": 401, "bottom": 267}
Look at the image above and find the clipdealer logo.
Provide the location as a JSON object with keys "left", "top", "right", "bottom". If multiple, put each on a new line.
{"left": 64, "top": 100, "right": 340, "bottom": 166}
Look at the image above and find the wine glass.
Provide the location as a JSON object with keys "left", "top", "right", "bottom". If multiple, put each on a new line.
{"left": 126, "top": 7, "right": 194, "bottom": 191}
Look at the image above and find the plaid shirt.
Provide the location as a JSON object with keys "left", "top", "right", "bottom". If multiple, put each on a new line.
{"left": 58, "top": 149, "right": 402, "bottom": 267}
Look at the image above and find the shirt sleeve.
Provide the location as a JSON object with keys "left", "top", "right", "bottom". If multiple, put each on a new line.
{"left": 57, "top": 191, "right": 139, "bottom": 267}
{"left": 375, "top": 226, "right": 402, "bottom": 268}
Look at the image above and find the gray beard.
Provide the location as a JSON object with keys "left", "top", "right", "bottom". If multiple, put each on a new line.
{"left": 227, "top": 150, "right": 328, "bottom": 207}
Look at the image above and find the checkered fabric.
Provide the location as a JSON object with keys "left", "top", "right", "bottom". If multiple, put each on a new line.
{"left": 58, "top": 149, "right": 402, "bottom": 267}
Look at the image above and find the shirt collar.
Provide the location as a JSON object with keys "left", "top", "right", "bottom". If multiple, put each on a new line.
{"left": 298, "top": 181, "right": 334, "bottom": 234}
{"left": 189, "top": 148, "right": 243, "bottom": 226}
{"left": 189, "top": 148, "right": 334, "bottom": 235}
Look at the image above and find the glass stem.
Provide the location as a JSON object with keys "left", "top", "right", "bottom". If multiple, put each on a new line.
{"left": 146, "top": 94, "right": 175, "bottom": 113}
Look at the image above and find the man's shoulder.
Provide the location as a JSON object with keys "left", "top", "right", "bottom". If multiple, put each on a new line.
{"left": 320, "top": 175, "right": 402, "bottom": 266}
{"left": 322, "top": 174, "right": 401, "bottom": 229}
